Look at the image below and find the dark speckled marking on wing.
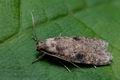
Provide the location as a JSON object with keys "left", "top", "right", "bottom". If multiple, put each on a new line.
{"left": 73, "top": 52, "right": 85, "bottom": 63}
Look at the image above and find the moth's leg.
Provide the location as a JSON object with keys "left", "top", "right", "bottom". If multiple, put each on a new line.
{"left": 40, "top": 50, "right": 71, "bottom": 72}
{"left": 58, "top": 33, "right": 62, "bottom": 37}
{"left": 59, "top": 61, "right": 71, "bottom": 72}
{"left": 94, "top": 65, "right": 97, "bottom": 68}
{"left": 32, "top": 53, "right": 46, "bottom": 64}
{"left": 69, "top": 62, "right": 80, "bottom": 68}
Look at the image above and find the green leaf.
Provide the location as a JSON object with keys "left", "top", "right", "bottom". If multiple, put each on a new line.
{"left": 0, "top": 0, "right": 120, "bottom": 80}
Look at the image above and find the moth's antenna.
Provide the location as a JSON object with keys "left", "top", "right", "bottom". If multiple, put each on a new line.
{"left": 31, "top": 12, "right": 38, "bottom": 43}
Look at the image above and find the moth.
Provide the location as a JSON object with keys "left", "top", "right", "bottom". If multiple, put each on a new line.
{"left": 31, "top": 12, "right": 112, "bottom": 71}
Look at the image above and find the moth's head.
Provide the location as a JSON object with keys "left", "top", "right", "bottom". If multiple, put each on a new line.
{"left": 36, "top": 38, "right": 58, "bottom": 53}
{"left": 43, "top": 38, "right": 59, "bottom": 53}
{"left": 36, "top": 41, "right": 48, "bottom": 51}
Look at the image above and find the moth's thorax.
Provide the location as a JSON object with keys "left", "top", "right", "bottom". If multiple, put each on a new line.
{"left": 37, "top": 37, "right": 113, "bottom": 65}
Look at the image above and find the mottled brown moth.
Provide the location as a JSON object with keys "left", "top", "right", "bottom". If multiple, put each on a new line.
{"left": 31, "top": 12, "right": 112, "bottom": 71}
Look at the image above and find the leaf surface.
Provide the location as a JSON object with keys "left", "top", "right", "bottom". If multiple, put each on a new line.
{"left": 0, "top": 0, "right": 120, "bottom": 80}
